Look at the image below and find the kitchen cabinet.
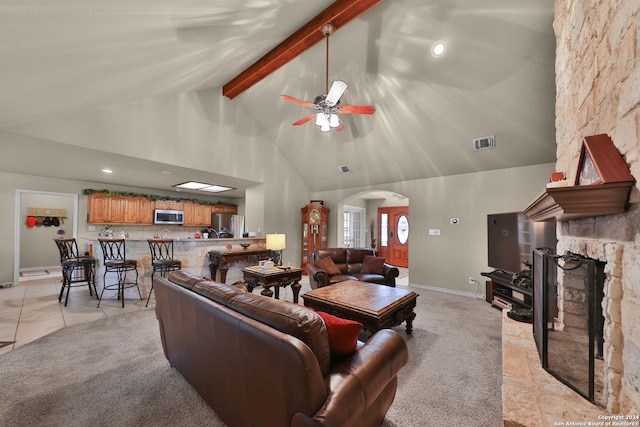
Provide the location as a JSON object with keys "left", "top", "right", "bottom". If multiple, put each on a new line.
{"left": 211, "top": 203, "right": 238, "bottom": 214}
{"left": 154, "top": 200, "right": 184, "bottom": 211}
{"left": 124, "top": 197, "right": 154, "bottom": 224}
{"left": 87, "top": 193, "right": 110, "bottom": 224}
{"left": 184, "top": 202, "right": 212, "bottom": 227}
{"left": 87, "top": 193, "right": 154, "bottom": 225}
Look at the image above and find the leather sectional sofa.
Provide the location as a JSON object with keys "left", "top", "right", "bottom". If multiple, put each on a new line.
{"left": 306, "top": 248, "right": 399, "bottom": 289}
{"left": 153, "top": 270, "right": 408, "bottom": 427}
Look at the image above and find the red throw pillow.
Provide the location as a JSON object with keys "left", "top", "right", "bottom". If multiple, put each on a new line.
{"left": 361, "top": 255, "right": 385, "bottom": 275}
{"left": 315, "top": 256, "right": 341, "bottom": 275}
{"left": 316, "top": 311, "right": 362, "bottom": 357}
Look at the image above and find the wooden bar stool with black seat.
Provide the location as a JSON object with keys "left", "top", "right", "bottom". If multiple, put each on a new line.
{"left": 53, "top": 238, "right": 97, "bottom": 306}
{"left": 146, "top": 239, "right": 182, "bottom": 307}
{"left": 97, "top": 238, "right": 142, "bottom": 308}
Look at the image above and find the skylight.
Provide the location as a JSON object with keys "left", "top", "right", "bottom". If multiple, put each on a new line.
{"left": 172, "top": 181, "right": 234, "bottom": 193}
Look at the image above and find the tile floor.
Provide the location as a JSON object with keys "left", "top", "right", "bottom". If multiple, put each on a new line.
{"left": 0, "top": 266, "right": 409, "bottom": 356}
{"left": 0, "top": 268, "right": 152, "bottom": 356}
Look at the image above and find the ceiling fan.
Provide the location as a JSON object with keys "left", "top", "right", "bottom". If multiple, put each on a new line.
{"left": 281, "top": 23, "right": 376, "bottom": 132}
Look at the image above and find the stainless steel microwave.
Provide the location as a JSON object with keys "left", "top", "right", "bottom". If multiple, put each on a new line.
{"left": 154, "top": 209, "right": 184, "bottom": 225}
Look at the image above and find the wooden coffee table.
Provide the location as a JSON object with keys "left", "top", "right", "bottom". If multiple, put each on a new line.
{"left": 302, "top": 280, "right": 418, "bottom": 334}
{"left": 242, "top": 265, "right": 303, "bottom": 303}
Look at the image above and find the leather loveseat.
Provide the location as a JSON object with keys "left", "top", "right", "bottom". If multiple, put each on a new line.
{"left": 306, "top": 248, "right": 399, "bottom": 289}
{"left": 153, "top": 270, "right": 408, "bottom": 427}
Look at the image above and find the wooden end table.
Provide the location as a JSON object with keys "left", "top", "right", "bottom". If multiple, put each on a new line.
{"left": 242, "top": 265, "right": 303, "bottom": 304}
{"left": 209, "top": 248, "right": 272, "bottom": 284}
{"left": 301, "top": 280, "right": 418, "bottom": 334}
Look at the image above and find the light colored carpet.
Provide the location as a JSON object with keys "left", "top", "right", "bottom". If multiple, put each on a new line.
{"left": 0, "top": 286, "right": 502, "bottom": 426}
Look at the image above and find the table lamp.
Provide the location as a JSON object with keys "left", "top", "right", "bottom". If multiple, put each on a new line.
{"left": 266, "top": 233, "right": 286, "bottom": 266}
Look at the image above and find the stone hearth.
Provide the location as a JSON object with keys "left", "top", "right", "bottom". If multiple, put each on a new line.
{"left": 502, "top": 312, "right": 605, "bottom": 426}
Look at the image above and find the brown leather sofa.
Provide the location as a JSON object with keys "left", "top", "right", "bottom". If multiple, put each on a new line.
{"left": 306, "top": 248, "right": 399, "bottom": 289}
{"left": 153, "top": 270, "right": 408, "bottom": 427}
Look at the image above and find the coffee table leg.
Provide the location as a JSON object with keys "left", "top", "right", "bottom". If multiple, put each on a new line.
{"left": 291, "top": 280, "right": 301, "bottom": 304}
{"left": 406, "top": 311, "right": 416, "bottom": 334}
{"left": 245, "top": 277, "right": 258, "bottom": 293}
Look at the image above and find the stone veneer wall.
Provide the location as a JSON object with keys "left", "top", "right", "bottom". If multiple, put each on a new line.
{"left": 554, "top": 0, "right": 640, "bottom": 413}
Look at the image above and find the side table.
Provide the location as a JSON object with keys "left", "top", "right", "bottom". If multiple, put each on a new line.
{"left": 242, "top": 266, "right": 303, "bottom": 304}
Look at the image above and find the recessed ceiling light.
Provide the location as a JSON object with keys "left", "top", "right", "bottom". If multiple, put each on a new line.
{"left": 160, "top": 170, "right": 173, "bottom": 175}
{"left": 173, "top": 181, "right": 235, "bottom": 193}
{"left": 101, "top": 169, "right": 113, "bottom": 174}
{"left": 432, "top": 41, "right": 446, "bottom": 57}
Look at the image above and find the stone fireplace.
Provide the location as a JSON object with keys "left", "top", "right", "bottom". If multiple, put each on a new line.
{"left": 553, "top": 0, "right": 640, "bottom": 414}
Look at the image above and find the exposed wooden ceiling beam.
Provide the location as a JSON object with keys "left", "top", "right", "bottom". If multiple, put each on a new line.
{"left": 222, "top": 0, "right": 383, "bottom": 99}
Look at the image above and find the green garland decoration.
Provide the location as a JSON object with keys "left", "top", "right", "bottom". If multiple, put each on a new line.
{"left": 81, "top": 189, "right": 236, "bottom": 207}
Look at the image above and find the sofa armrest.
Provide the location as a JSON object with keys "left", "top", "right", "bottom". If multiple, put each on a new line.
{"left": 306, "top": 264, "right": 330, "bottom": 289}
{"left": 383, "top": 264, "right": 399, "bottom": 279}
{"left": 292, "top": 329, "right": 408, "bottom": 427}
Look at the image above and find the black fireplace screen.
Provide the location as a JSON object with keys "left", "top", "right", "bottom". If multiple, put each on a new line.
{"left": 533, "top": 249, "right": 605, "bottom": 403}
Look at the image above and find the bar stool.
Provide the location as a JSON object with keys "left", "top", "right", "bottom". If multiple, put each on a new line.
{"left": 53, "top": 238, "right": 97, "bottom": 306}
{"left": 146, "top": 239, "right": 182, "bottom": 307}
{"left": 97, "top": 238, "right": 142, "bottom": 308}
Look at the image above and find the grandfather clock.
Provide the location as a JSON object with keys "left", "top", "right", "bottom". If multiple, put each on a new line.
{"left": 301, "top": 202, "right": 329, "bottom": 271}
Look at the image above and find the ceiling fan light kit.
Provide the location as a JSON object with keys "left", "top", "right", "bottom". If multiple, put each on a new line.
{"left": 281, "top": 22, "right": 376, "bottom": 133}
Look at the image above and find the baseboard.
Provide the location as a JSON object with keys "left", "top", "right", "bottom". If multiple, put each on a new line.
{"left": 405, "top": 282, "right": 485, "bottom": 300}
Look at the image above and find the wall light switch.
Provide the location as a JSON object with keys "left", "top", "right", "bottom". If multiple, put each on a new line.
{"left": 428, "top": 229, "right": 441, "bottom": 236}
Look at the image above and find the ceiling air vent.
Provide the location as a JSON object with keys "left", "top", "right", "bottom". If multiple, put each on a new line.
{"left": 472, "top": 135, "right": 496, "bottom": 151}
{"left": 338, "top": 165, "right": 351, "bottom": 174}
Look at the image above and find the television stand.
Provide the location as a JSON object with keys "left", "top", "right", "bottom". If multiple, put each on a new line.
{"left": 481, "top": 270, "right": 532, "bottom": 310}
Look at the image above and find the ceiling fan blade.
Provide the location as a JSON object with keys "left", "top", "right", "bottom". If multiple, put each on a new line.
{"left": 338, "top": 105, "right": 376, "bottom": 115}
{"left": 336, "top": 120, "right": 346, "bottom": 132}
{"left": 292, "top": 114, "right": 316, "bottom": 126}
{"left": 325, "top": 80, "right": 348, "bottom": 106}
{"left": 281, "top": 95, "right": 318, "bottom": 109}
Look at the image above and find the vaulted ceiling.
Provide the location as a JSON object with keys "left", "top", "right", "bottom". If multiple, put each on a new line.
{"left": 0, "top": 0, "right": 556, "bottom": 199}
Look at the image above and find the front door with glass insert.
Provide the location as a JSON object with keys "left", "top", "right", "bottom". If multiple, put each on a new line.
{"left": 377, "top": 206, "right": 409, "bottom": 267}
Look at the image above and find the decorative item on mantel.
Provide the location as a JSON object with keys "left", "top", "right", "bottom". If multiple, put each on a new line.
{"left": 240, "top": 243, "right": 251, "bottom": 250}
{"left": 524, "top": 134, "right": 635, "bottom": 222}
{"left": 546, "top": 172, "right": 569, "bottom": 188}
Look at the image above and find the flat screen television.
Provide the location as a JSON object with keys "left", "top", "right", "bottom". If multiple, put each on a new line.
{"left": 487, "top": 212, "right": 556, "bottom": 274}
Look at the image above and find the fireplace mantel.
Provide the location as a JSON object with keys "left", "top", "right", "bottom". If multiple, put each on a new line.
{"left": 523, "top": 181, "right": 634, "bottom": 222}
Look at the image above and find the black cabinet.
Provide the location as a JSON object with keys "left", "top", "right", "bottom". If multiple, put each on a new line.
{"left": 481, "top": 270, "right": 532, "bottom": 310}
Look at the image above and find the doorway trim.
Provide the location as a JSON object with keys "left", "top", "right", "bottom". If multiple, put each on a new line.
{"left": 14, "top": 189, "right": 79, "bottom": 286}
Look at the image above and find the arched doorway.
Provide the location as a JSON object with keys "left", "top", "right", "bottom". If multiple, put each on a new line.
{"left": 339, "top": 190, "right": 409, "bottom": 268}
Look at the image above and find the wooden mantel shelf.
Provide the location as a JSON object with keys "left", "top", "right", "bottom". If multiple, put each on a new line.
{"left": 523, "top": 181, "right": 634, "bottom": 222}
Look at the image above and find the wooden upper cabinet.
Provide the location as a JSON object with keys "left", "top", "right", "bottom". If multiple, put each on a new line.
{"left": 123, "top": 197, "right": 154, "bottom": 224}
{"left": 211, "top": 203, "right": 238, "bottom": 214}
{"left": 87, "top": 192, "right": 219, "bottom": 225}
{"left": 183, "top": 202, "right": 212, "bottom": 227}
{"left": 87, "top": 193, "right": 154, "bottom": 225}
{"left": 154, "top": 200, "right": 184, "bottom": 211}
{"left": 87, "top": 193, "right": 110, "bottom": 224}
{"left": 138, "top": 198, "right": 154, "bottom": 224}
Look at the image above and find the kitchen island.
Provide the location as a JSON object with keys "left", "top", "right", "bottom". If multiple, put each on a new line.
{"left": 84, "top": 237, "right": 267, "bottom": 302}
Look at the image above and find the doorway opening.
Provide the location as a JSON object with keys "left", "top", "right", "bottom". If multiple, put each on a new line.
{"left": 14, "top": 190, "right": 79, "bottom": 286}
{"left": 338, "top": 190, "right": 409, "bottom": 282}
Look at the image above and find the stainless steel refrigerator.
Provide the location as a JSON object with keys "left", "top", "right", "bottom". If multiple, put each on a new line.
{"left": 211, "top": 214, "right": 244, "bottom": 238}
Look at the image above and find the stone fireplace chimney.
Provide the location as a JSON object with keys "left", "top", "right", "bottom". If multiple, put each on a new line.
{"left": 553, "top": 0, "right": 640, "bottom": 414}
